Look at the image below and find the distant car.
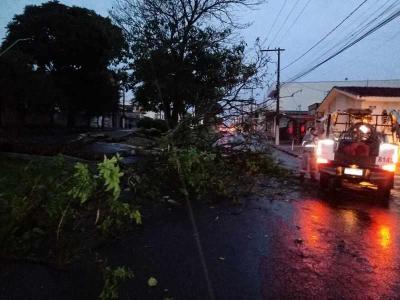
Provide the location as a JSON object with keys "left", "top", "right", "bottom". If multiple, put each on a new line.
{"left": 214, "top": 131, "right": 267, "bottom": 152}
{"left": 214, "top": 132, "right": 245, "bottom": 147}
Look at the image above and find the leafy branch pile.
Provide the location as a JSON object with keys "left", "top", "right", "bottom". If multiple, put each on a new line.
{"left": 128, "top": 126, "right": 288, "bottom": 204}
{"left": 0, "top": 155, "right": 140, "bottom": 265}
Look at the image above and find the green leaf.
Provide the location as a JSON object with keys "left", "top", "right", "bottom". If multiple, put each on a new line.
{"left": 68, "top": 162, "right": 95, "bottom": 204}
{"left": 148, "top": 277, "right": 158, "bottom": 287}
{"left": 131, "top": 210, "right": 142, "bottom": 225}
{"left": 98, "top": 156, "right": 124, "bottom": 199}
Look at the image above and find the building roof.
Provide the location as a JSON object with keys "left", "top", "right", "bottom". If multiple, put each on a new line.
{"left": 317, "top": 85, "right": 400, "bottom": 113}
{"left": 264, "top": 110, "right": 309, "bottom": 116}
{"left": 334, "top": 86, "right": 400, "bottom": 97}
{"left": 278, "top": 79, "right": 400, "bottom": 110}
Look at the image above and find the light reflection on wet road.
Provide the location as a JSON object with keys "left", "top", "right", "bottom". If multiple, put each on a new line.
{"left": 262, "top": 150, "right": 400, "bottom": 299}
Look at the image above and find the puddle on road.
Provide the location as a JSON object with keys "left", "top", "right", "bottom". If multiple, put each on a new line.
{"left": 261, "top": 189, "right": 400, "bottom": 299}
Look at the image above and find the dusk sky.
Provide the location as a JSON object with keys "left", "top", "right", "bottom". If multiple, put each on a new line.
{"left": 1, "top": 0, "right": 399, "bottom": 85}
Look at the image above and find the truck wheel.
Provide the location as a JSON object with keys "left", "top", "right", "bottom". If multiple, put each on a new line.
{"left": 319, "top": 173, "right": 330, "bottom": 189}
{"left": 334, "top": 178, "right": 342, "bottom": 189}
{"left": 377, "top": 185, "right": 391, "bottom": 199}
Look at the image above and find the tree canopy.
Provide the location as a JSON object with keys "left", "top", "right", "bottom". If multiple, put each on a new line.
{"left": 111, "top": 0, "right": 267, "bottom": 128}
{"left": 0, "top": 1, "right": 126, "bottom": 127}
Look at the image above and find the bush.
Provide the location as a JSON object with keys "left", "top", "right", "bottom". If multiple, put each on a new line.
{"left": 137, "top": 117, "right": 168, "bottom": 132}
{"left": 0, "top": 155, "right": 140, "bottom": 265}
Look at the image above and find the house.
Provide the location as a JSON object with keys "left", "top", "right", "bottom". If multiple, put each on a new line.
{"left": 258, "top": 80, "right": 400, "bottom": 143}
{"left": 316, "top": 86, "right": 400, "bottom": 141}
{"left": 262, "top": 110, "right": 315, "bottom": 143}
{"left": 308, "top": 103, "right": 320, "bottom": 115}
{"left": 317, "top": 86, "right": 400, "bottom": 115}
{"left": 279, "top": 79, "right": 400, "bottom": 111}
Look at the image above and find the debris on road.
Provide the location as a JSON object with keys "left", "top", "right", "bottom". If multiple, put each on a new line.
{"left": 148, "top": 277, "right": 158, "bottom": 287}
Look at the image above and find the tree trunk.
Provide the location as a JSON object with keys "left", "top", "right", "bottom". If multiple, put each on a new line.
{"left": 49, "top": 110, "right": 55, "bottom": 127}
{"left": 170, "top": 108, "right": 179, "bottom": 128}
{"left": 112, "top": 113, "right": 116, "bottom": 128}
{"left": 67, "top": 111, "right": 75, "bottom": 128}
{"left": 162, "top": 101, "right": 173, "bottom": 128}
{"left": 20, "top": 108, "right": 27, "bottom": 127}
{"left": 0, "top": 102, "right": 3, "bottom": 127}
{"left": 86, "top": 114, "right": 91, "bottom": 128}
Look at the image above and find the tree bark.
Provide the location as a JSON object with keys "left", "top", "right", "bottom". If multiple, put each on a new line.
{"left": 86, "top": 113, "right": 91, "bottom": 128}
{"left": 67, "top": 110, "right": 75, "bottom": 128}
{"left": 0, "top": 101, "right": 3, "bottom": 127}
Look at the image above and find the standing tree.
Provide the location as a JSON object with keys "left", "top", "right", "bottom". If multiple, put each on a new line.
{"left": 110, "top": 0, "right": 267, "bottom": 128}
{"left": 0, "top": 1, "right": 126, "bottom": 128}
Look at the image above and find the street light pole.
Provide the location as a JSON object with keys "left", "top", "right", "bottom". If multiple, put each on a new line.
{"left": 261, "top": 48, "right": 285, "bottom": 145}
{"left": 0, "top": 38, "right": 32, "bottom": 57}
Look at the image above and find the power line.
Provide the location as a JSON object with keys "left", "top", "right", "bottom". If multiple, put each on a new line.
{"left": 329, "top": 0, "right": 385, "bottom": 38}
{"left": 282, "top": 0, "right": 368, "bottom": 71}
{"left": 276, "top": 0, "right": 313, "bottom": 46}
{"left": 309, "top": 0, "right": 397, "bottom": 67}
{"left": 302, "top": 0, "right": 392, "bottom": 69}
{"left": 290, "top": 0, "right": 398, "bottom": 83}
{"left": 285, "top": 7, "right": 400, "bottom": 83}
{"left": 261, "top": 0, "right": 288, "bottom": 47}
{"left": 336, "top": 26, "right": 400, "bottom": 73}
{"left": 287, "top": 8, "right": 400, "bottom": 82}
{"left": 283, "top": 1, "right": 392, "bottom": 80}
{"left": 268, "top": 0, "right": 301, "bottom": 48}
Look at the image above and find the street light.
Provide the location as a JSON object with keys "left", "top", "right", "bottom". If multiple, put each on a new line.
{"left": 0, "top": 38, "right": 32, "bottom": 57}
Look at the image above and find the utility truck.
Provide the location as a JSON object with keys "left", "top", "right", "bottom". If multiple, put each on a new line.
{"left": 313, "top": 109, "right": 399, "bottom": 197}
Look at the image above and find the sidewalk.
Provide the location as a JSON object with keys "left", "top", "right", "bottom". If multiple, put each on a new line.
{"left": 270, "top": 144, "right": 302, "bottom": 158}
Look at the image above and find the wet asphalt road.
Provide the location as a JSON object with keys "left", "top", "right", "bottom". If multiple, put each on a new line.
{"left": 90, "top": 150, "right": 400, "bottom": 299}
{"left": 3, "top": 150, "right": 400, "bottom": 299}
{"left": 264, "top": 150, "right": 400, "bottom": 299}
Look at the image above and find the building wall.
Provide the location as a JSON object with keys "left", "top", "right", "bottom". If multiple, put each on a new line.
{"left": 320, "top": 95, "right": 400, "bottom": 139}
{"left": 359, "top": 100, "right": 400, "bottom": 114}
{"left": 318, "top": 94, "right": 400, "bottom": 115}
{"left": 324, "top": 95, "right": 400, "bottom": 115}
{"left": 328, "top": 95, "right": 359, "bottom": 112}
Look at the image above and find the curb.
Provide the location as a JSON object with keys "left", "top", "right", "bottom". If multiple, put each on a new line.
{"left": 270, "top": 145, "right": 300, "bottom": 158}
{"left": 0, "top": 151, "right": 92, "bottom": 163}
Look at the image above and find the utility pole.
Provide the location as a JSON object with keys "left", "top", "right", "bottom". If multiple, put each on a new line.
{"left": 250, "top": 88, "right": 255, "bottom": 133}
{"left": 261, "top": 48, "right": 285, "bottom": 145}
{"left": 243, "top": 87, "right": 255, "bottom": 132}
{"left": 122, "top": 88, "right": 126, "bottom": 128}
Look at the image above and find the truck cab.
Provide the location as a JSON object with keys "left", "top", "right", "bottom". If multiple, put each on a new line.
{"left": 315, "top": 109, "right": 399, "bottom": 198}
